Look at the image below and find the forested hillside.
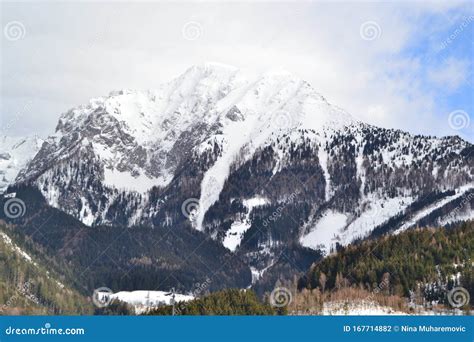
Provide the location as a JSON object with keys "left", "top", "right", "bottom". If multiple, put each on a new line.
{"left": 0, "top": 224, "right": 91, "bottom": 315}
{"left": 0, "top": 186, "right": 251, "bottom": 295}
{"left": 299, "top": 221, "right": 473, "bottom": 309}
{"left": 146, "top": 289, "right": 279, "bottom": 315}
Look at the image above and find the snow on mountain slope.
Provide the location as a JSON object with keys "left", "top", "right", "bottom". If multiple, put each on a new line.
{"left": 0, "top": 136, "right": 43, "bottom": 192}
{"left": 11, "top": 63, "right": 474, "bottom": 267}
{"left": 300, "top": 193, "right": 418, "bottom": 254}
{"left": 394, "top": 184, "right": 474, "bottom": 233}
{"left": 223, "top": 196, "right": 269, "bottom": 251}
{"left": 300, "top": 210, "right": 348, "bottom": 252}
{"left": 195, "top": 70, "right": 355, "bottom": 230}
{"left": 439, "top": 208, "right": 474, "bottom": 226}
{"left": 205, "top": 124, "right": 472, "bottom": 280}
{"left": 0, "top": 230, "right": 36, "bottom": 265}
{"left": 299, "top": 133, "right": 473, "bottom": 254}
{"left": 15, "top": 63, "right": 357, "bottom": 226}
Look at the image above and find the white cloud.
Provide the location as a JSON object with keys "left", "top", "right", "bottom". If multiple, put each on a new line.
{"left": 0, "top": 1, "right": 472, "bottom": 142}
{"left": 428, "top": 57, "right": 470, "bottom": 92}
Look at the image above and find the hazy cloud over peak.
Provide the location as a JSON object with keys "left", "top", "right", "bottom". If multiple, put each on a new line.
{"left": 1, "top": 1, "right": 473, "bottom": 141}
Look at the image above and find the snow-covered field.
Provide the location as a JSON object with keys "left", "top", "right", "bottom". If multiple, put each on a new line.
{"left": 320, "top": 300, "right": 470, "bottom": 316}
{"left": 322, "top": 301, "right": 407, "bottom": 315}
{"left": 96, "top": 290, "right": 194, "bottom": 314}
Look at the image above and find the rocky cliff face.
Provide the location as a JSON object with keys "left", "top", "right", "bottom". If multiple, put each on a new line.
{"left": 0, "top": 135, "right": 43, "bottom": 193}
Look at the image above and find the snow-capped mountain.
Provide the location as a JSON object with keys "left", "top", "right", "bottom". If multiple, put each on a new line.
{"left": 16, "top": 62, "right": 355, "bottom": 226}
{"left": 10, "top": 63, "right": 473, "bottom": 288}
{"left": 0, "top": 135, "right": 43, "bottom": 193}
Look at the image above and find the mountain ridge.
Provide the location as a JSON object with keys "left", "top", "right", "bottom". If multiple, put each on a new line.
{"left": 2, "top": 63, "right": 473, "bottom": 290}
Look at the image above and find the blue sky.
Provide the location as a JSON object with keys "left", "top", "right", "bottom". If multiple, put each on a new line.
{"left": 1, "top": 1, "right": 473, "bottom": 142}
{"left": 406, "top": 8, "right": 473, "bottom": 140}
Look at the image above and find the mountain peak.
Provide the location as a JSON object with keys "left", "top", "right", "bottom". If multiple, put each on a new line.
{"left": 6, "top": 63, "right": 473, "bottom": 276}
{"left": 20, "top": 63, "right": 362, "bottom": 199}
{"left": 201, "top": 61, "right": 239, "bottom": 72}
{"left": 180, "top": 62, "right": 240, "bottom": 81}
{"left": 0, "top": 135, "right": 43, "bottom": 193}
{"left": 52, "top": 63, "right": 359, "bottom": 154}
